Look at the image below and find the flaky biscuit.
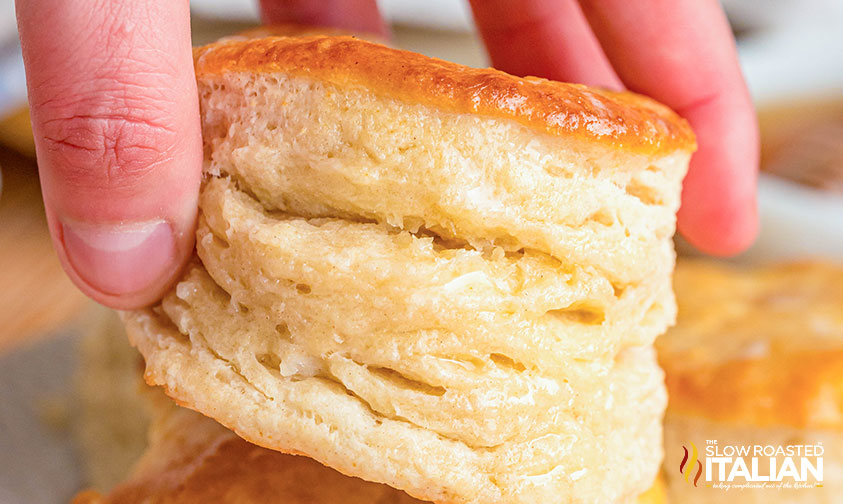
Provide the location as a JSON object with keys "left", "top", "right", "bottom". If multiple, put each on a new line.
{"left": 74, "top": 398, "right": 667, "bottom": 504}
{"left": 127, "top": 35, "right": 692, "bottom": 503}
{"left": 194, "top": 35, "right": 693, "bottom": 287}
{"left": 660, "top": 261, "right": 843, "bottom": 427}
{"left": 659, "top": 260, "right": 843, "bottom": 503}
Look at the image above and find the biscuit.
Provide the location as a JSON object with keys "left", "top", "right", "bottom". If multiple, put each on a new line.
{"left": 74, "top": 397, "right": 667, "bottom": 504}
{"left": 659, "top": 260, "right": 843, "bottom": 503}
{"left": 126, "top": 35, "right": 693, "bottom": 504}
{"left": 73, "top": 306, "right": 151, "bottom": 491}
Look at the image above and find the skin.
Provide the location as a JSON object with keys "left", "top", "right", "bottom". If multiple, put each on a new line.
{"left": 16, "top": 0, "right": 758, "bottom": 309}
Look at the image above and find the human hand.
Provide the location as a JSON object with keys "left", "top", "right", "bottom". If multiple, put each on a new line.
{"left": 16, "top": 1, "right": 201, "bottom": 310}
{"left": 16, "top": 0, "right": 755, "bottom": 311}
{"left": 469, "top": 0, "right": 759, "bottom": 256}
{"left": 15, "top": 0, "right": 387, "bottom": 310}
{"left": 266, "top": 0, "right": 759, "bottom": 257}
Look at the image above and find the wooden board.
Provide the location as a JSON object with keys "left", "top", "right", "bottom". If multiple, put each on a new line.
{"left": 0, "top": 147, "right": 88, "bottom": 354}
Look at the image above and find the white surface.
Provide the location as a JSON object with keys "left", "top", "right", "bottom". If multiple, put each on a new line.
{"left": 0, "top": 334, "right": 83, "bottom": 504}
{"left": 739, "top": 26, "right": 843, "bottom": 105}
{"left": 723, "top": 0, "right": 843, "bottom": 32}
{"left": 734, "top": 26, "right": 843, "bottom": 263}
{"left": 0, "top": 41, "right": 26, "bottom": 117}
{"left": 0, "top": 0, "right": 16, "bottom": 41}
{"left": 741, "top": 176, "right": 843, "bottom": 263}
{"left": 190, "top": 0, "right": 474, "bottom": 30}
{"left": 190, "top": 0, "right": 259, "bottom": 21}
{"left": 0, "top": 0, "right": 24, "bottom": 116}
{"left": 379, "top": 0, "right": 473, "bottom": 31}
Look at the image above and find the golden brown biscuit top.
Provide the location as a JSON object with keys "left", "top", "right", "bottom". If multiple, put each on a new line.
{"left": 658, "top": 260, "right": 843, "bottom": 428}
{"left": 193, "top": 35, "right": 696, "bottom": 155}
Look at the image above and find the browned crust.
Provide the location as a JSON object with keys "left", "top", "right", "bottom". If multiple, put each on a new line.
{"left": 75, "top": 434, "right": 424, "bottom": 504}
{"left": 72, "top": 386, "right": 424, "bottom": 504}
{"left": 193, "top": 35, "right": 696, "bottom": 155}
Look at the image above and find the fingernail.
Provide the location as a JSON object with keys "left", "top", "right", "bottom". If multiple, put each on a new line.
{"left": 61, "top": 220, "right": 176, "bottom": 296}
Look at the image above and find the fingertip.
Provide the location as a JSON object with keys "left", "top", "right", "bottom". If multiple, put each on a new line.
{"left": 575, "top": 0, "right": 761, "bottom": 255}
{"left": 677, "top": 186, "right": 759, "bottom": 257}
{"left": 259, "top": 0, "right": 389, "bottom": 38}
{"left": 45, "top": 206, "right": 196, "bottom": 310}
{"left": 18, "top": 0, "right": 202, "bottom": 309}
{"left": 469, "top": 0, "right": 621, "bottom": 89}
{"left": 679, "top": 108, "right": 759, "bottom": 256}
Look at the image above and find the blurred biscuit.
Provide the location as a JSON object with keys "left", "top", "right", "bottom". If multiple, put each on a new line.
{"left": 74, "top": 306, "right": 151, "bottom": 491}
{"left": 126, "top": 35, "right": 693, "bottom": 503}
{"left": 659, "top": 260, "right": 843, "bottom": 503}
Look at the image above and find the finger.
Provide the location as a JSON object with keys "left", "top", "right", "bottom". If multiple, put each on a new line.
{"left": 578, "top": 0, "right": 759, "bottom": 255}
{"left": 17, "top": 0, "right": 202, "bottom": 309}
{"left": 259, "top": 0, "right": 389, "bottom": 38}
{"left": 468, "top": 0, "right": 622, "bottom": 90}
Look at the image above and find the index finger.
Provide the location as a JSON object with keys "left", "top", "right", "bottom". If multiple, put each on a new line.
{"left": 17, "top": 0, "right": 202, "bottom": 308}
{"left": 468, "top": 0, "right": 621, "bottom": 89}
{"left": 578, "top": 0, "right": 759, "bottom": 255}
{"left": 259, "top": 0, "right": 388, "bottom": 37}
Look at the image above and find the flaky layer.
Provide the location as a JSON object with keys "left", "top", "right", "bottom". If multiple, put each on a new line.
{"left": 76, "top": 395, "right": 667, "bottom": 504}
{"left": 126, "top": 300, "right": 665, "bottom": 504}
{"left": 128, "top": 177, "right": 671, "bottom": 503}
{"left": 198, "top": 177, "right": 673, "bottom": 374}
{"left": 198, "top": 70, "right": 688, "bottom": 286}
{"left": 129, "top": 177, "right": 670, "bottom": 501}
{"left": 658, "top": 260, "right": 843, "bottom": 428}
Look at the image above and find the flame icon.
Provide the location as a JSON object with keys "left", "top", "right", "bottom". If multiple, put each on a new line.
{"left": 680, "top": 442, "right": 703, "bottom": 487}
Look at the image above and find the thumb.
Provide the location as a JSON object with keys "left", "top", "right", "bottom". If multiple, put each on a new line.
{"left": 16, "top": 0, "right": 202, "bottom": 309}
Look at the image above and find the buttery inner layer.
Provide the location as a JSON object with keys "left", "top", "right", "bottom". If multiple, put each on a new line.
{"left": 199, "top": 73, "right": 688, "bottom": 288}
{"left": 144, "top": 173, "right": 667, "bottom": 456}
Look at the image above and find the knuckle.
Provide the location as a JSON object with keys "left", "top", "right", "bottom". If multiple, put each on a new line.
{"left": 39, "top": 105, "right": 178, "bottom": 190}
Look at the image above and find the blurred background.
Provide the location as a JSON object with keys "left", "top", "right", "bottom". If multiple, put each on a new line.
{"left": 0, "top": 0, "right": 842, "bottom": 502}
